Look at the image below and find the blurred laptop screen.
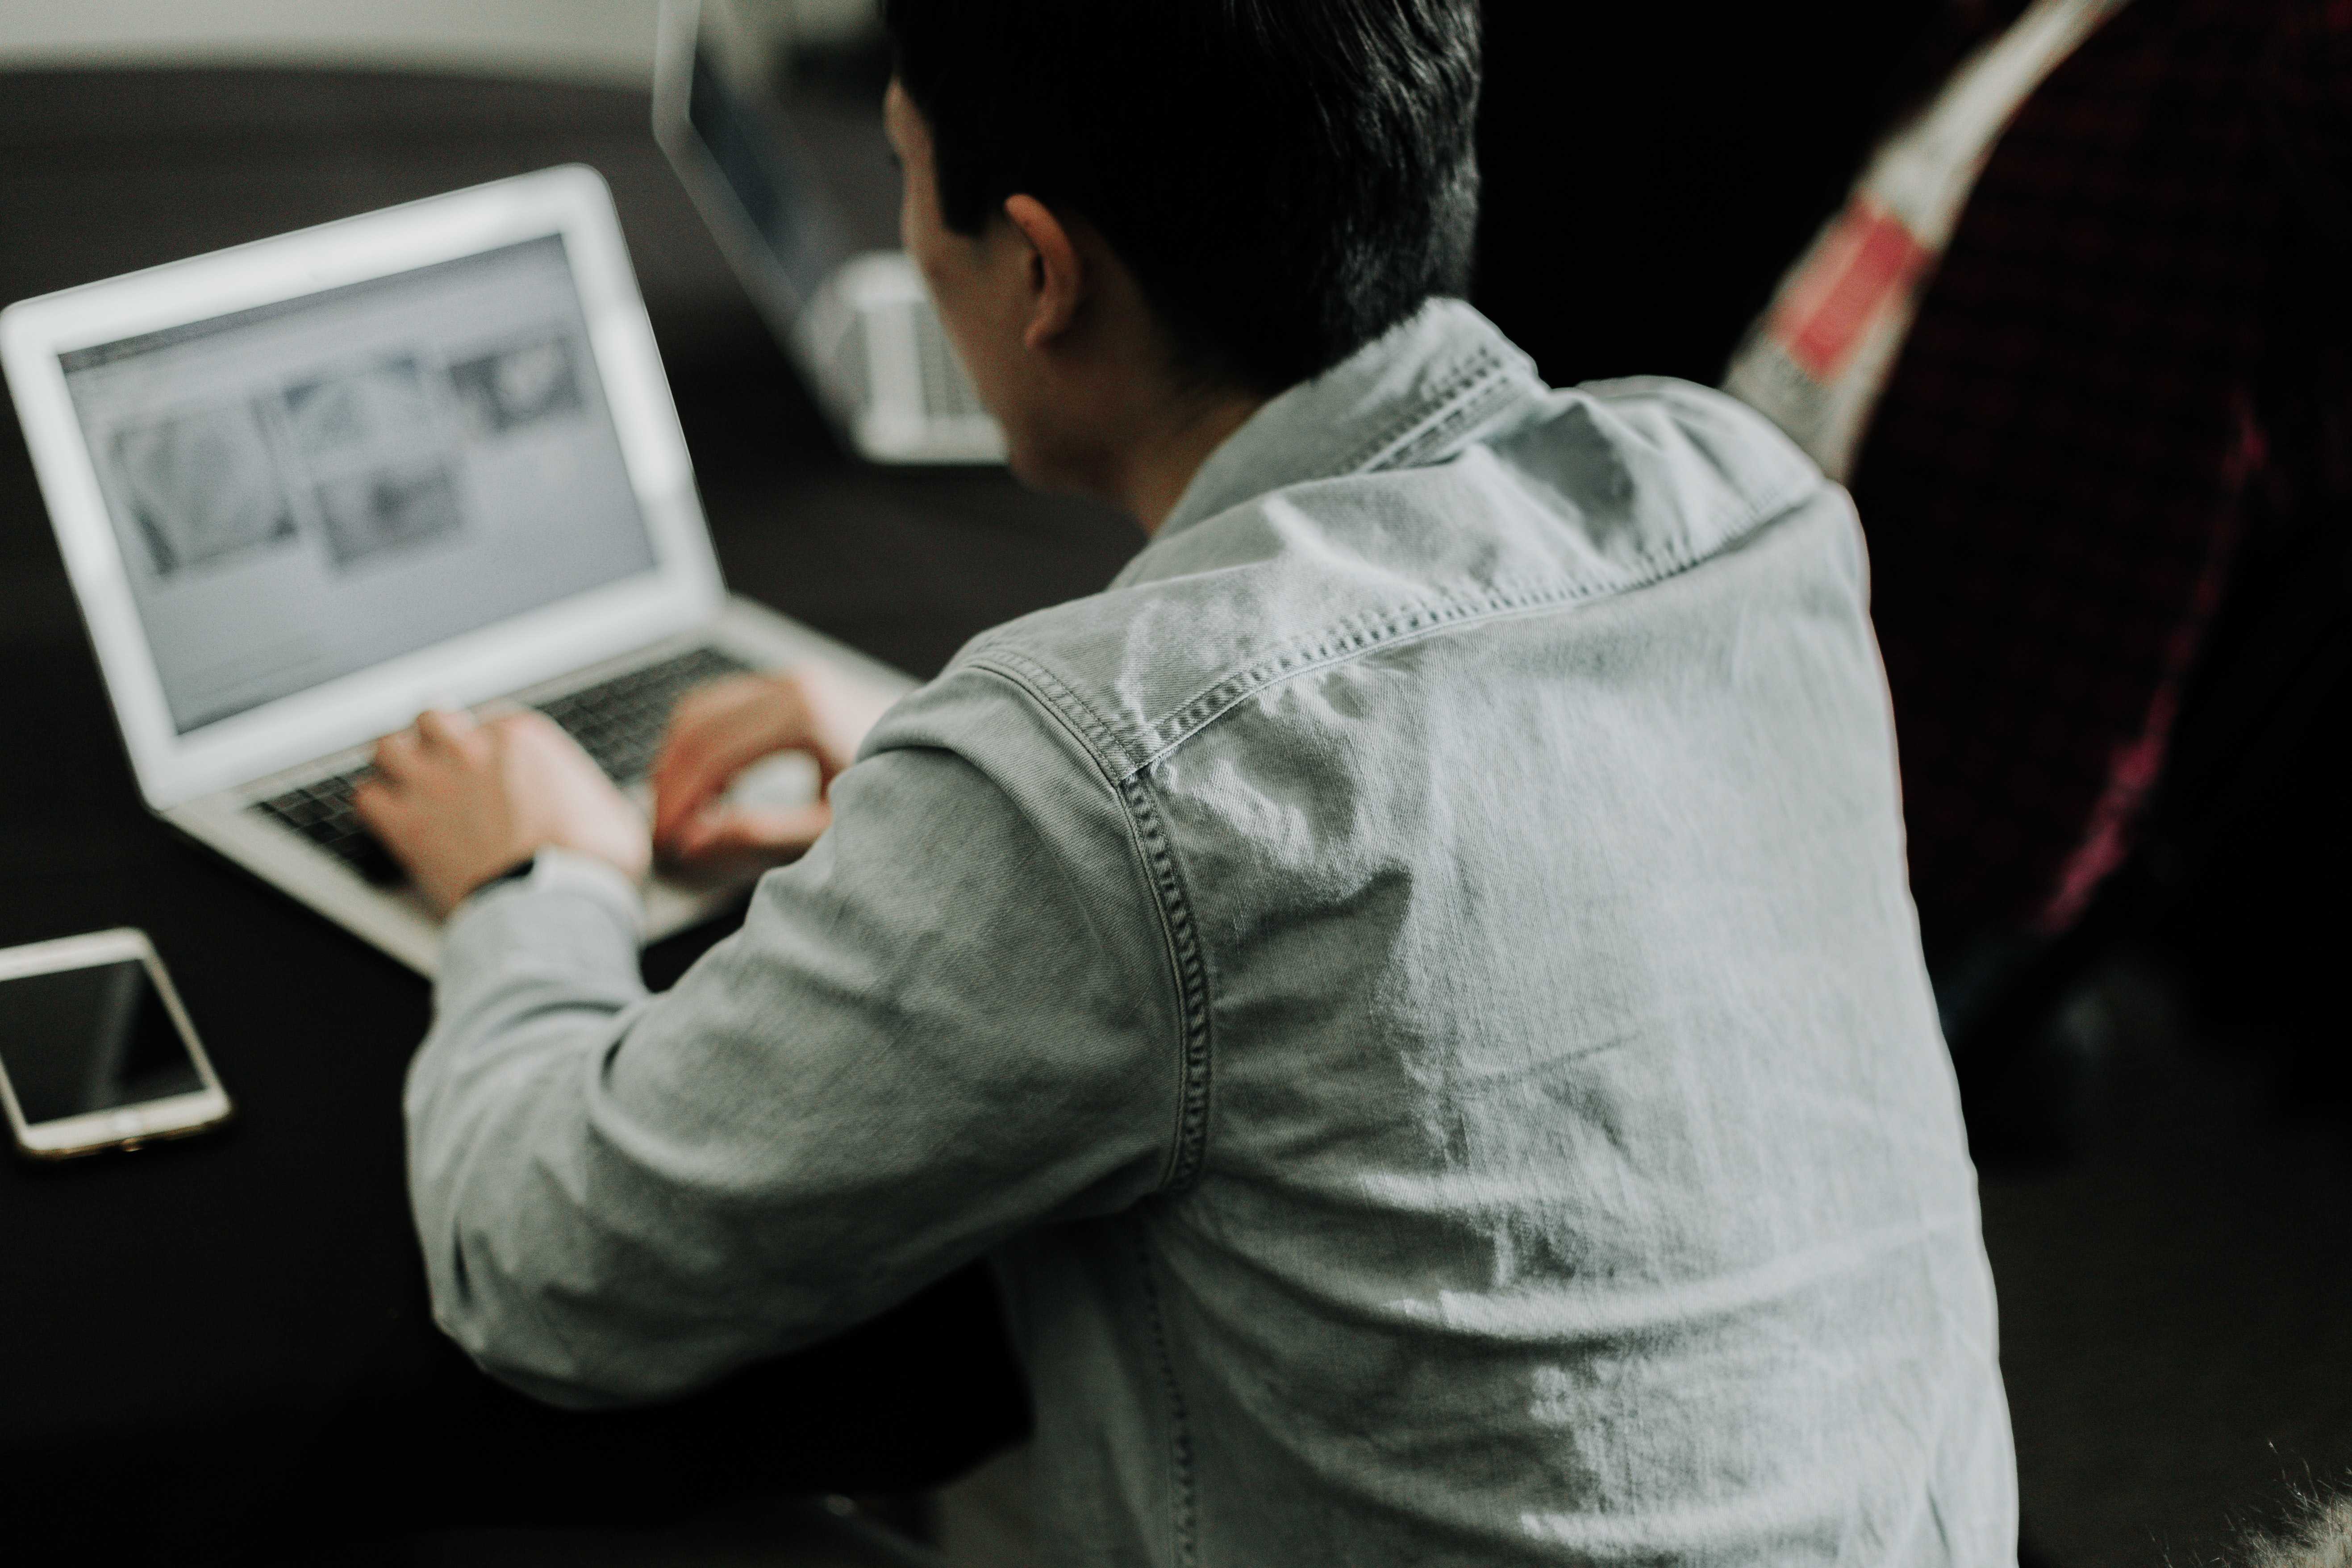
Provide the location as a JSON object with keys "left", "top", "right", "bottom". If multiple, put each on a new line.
{"left": 58, "top": 235, "right": 658, "bottom": 733}
{"left": 688, "top": 42, "right": 838, "bottom": 304}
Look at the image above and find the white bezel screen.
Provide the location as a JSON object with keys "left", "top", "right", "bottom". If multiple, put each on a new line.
{"left": 0, "top": 166, "right": 722, "bottom": 809}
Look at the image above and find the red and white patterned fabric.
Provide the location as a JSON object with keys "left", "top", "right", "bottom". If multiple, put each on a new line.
{"left": 1839, "top": 0, "right": 2340, "bottom": 943}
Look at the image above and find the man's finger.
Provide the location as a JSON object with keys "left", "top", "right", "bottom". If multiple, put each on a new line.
{"left": 373, "top": 727, "right": 424, "bottom": 780}
{"left": 349, "top": 776, "right": 406, "bottom": 842}
{"left": 647, "top": 718, "right": 716, "bottom": 797}
{"left": 663, "top": 680, "right": 740, "bottom": 737}
{"left": 650, "top": 675, "right": 815, "bottom": 843}
{"left": 415, "top": 708, "right": 478, "bottom": 750}
{"left": 653, "top": 729, "right": 799, "bottom": 844}
{"left": 652, "top": 683, "right": 771, "bottom": 779}
{"left": 651, "top": 751, "right": 734, "bottom": 844}
{"left": 492, "top": 708, "right": 572, "bottom": 751}
{"left": 654, "top": 749, "right": 781, "bottom": 845}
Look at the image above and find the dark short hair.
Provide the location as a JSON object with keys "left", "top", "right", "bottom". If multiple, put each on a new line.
{"left": 883, "top": 0, "right": 1482, "bottom": 394}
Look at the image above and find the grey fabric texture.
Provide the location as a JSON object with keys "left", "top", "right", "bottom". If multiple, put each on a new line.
{"left": 407, "top": 300, "right": 2017, "bottom": 1567}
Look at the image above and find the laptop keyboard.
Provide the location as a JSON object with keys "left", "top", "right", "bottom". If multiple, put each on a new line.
{"left": 254, "top": 772, "right": 405, "bottom": 885}
{"left": 253, "top": 645, "right": 753, "bottom": 884}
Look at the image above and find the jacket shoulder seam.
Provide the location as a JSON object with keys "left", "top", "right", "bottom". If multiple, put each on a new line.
{"left": 1116, "top": 475, "right": 1827, "bottom": 774}
{"left": 1116, "top": 771, "right": 1214, "bottom": 1192}
{"left": 958, "top": 659, "right": 1212, "bottom": 1195}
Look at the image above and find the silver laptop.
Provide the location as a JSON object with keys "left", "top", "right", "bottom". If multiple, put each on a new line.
{"left": 654, "top": 0, "right": 1005, "bottom": 467}
{"left": 0, "top": 165, "right": 912, "bottom": 976}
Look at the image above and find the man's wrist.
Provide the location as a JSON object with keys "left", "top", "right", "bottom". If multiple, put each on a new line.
{"left": 471, "top": 855, "right": 539, "bottom": 897}
{"left": 455, "top": 846, "right": 646, "bottom": 927}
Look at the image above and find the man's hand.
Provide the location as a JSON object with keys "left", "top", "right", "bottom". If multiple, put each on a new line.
{"left": 651, "top": 665, "right": 893, "bottom": 873}
{"left": 354, "top": 708, "right": 651, "bottom": 916}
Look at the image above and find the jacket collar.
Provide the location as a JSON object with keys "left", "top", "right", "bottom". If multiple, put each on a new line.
{"left": 1149, "top": 298, "right": 1547, "bottom": 547}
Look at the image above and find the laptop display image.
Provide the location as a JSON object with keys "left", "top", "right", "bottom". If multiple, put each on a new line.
{"left": 63, "top": 237, "right": 657, "bottom": 736}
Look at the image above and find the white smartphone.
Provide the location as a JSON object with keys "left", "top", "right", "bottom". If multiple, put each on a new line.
{"left": 0, "top": 928, "right": 233, "bottom": 1160}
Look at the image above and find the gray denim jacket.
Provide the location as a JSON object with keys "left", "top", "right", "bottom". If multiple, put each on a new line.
{"left": 408, "top": 300, "right": 2017, "bottom": 1567}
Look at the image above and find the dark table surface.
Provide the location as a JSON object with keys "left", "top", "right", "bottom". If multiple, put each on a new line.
{"left": 0, "top": 64, "right": 1130, "bottom": 1559}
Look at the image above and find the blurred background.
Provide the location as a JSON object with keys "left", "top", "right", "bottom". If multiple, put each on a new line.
{"left": 1, "top": 3, "right": 2348, "bottom": 1566}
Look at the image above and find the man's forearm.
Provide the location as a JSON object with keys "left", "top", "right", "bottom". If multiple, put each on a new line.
{"left": 403, "top": 849, "right": 659, "bottom": 1405}
{"left": 396, "top": 734, "right": 1183, "bottom": 1411}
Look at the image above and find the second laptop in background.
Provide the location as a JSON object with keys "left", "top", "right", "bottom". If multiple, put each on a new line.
{"left": 654, "top": 0, "right": 1005, "bottom": 466}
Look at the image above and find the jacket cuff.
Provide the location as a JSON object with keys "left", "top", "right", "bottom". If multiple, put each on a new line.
{"left": 462, "top": 846, "right": 645, "bottom": 926}
{"left": 440, "top": 847, "right": 646, "bottom": 984}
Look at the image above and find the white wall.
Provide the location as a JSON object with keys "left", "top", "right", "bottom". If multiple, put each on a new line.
{"left": 0, "top": 0, "right": 875, "bottom": 86}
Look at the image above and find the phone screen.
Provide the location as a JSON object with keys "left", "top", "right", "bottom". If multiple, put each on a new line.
{"left": 0, "top": 959, "right": 206, "bottom": 1126}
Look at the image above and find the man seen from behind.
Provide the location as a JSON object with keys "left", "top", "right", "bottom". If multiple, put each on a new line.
{"left": 354, "top": 1, "right": 2020, "bottom": 1561}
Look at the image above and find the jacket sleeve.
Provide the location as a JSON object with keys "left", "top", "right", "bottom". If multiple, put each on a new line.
{"left": 403, "top": 669, "right": 1182, "bottom": 1408}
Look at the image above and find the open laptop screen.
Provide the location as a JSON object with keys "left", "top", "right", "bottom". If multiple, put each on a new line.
{"left": 57, "top": 235, "right": 658, "bottom": 734}
{"left": 686, "top": 40, "right": 839, "bottom": 308}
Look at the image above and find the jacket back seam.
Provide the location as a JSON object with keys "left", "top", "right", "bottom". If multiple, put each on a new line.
{"left": 1128, "top": 1215, "right": 1201, "bottom": 1568}
{"left": 959, "top": 488, "right": 1822, "bottom": 1193}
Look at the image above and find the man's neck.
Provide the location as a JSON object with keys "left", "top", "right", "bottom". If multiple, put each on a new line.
{"left": 1115, "top": 388, "right": 1268, "bottom": 535}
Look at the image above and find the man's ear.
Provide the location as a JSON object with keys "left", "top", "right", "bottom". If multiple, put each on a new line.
{"left": 1002, "top": 194, "right": 1083, "bottom": 351}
